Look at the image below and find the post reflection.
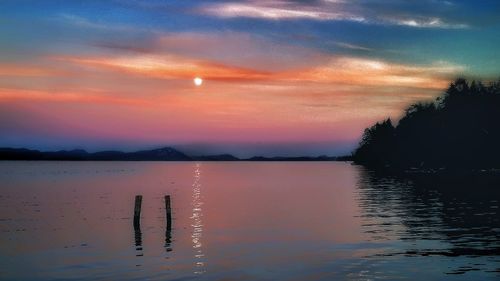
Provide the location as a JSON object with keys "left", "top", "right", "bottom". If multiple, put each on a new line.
{"left": 134, "top": 224, "right": 143, "bottom": 257}
{"left": 133, "top": 195, "right": 143, "bottom": 258}
{"left": 165, "top": 228, "right": 172, "bottom": 252}
{"left": 165, "top": 195, "right": 173, "bottom": 252}
{"left": 190, "top": 163, "right": 206, "bottom": 275}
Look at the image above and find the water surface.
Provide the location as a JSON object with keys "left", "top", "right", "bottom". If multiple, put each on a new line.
{"left": 0, "top": 162, "right": 499, "bottom": 280}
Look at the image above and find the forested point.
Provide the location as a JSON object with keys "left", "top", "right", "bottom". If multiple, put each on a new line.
{"left": 352, "top": 78, "right": 500, "bottom": 170}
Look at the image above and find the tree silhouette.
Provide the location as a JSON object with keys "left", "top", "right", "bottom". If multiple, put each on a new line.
{"left": 353, "top": 118, "right": 395, "bottom": 167}
{"left": 353, "top": 78, "right": 500, "bottom": 170}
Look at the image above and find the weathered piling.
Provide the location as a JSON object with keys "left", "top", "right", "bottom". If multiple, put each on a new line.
{"left": 165, "top": 195, "right": 172, "bottom": 230}
{"left": 133, "top": 195, "right": 143, "bottom": 228}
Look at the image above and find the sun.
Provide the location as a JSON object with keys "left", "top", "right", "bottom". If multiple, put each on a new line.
{"left": 194, "top": 77, "right": 203, "bottom": 86}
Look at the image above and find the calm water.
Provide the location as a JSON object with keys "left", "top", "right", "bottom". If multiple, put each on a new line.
{"left": 0, "top": 162, "right": 499, "bottom": 280}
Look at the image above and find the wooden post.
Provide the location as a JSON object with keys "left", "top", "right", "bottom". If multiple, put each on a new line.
{"left": 165, "top": 195, "right": 172, "bottom": 230}
{"left": 133, "top": 195, "right": 142, "bottom": 228}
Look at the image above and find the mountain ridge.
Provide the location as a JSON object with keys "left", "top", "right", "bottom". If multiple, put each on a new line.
{"left": 0, "top": 147, "right": 343, "bottom": 161}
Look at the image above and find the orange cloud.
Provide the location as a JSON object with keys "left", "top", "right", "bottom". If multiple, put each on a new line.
{"left": 278, "top": 57, "right": 465, "bottom": 89}
{"left": 54, "top": 53, "right": 464, "bottom": 90}
{"left": 54, "top": 55, "right": 271, "bottom": 82}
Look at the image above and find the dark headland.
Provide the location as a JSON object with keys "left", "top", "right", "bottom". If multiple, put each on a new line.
{"left": 352, "top": 78, "right": 500, "bottom": 173}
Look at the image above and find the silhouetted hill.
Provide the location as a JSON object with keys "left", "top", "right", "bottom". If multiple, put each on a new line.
{"left": 0, "top": 148, "right": 45, "bottom": 160}
{"left": 246, "top": 155, "right": 337, "bottom": 161}
{"left": 125, "top": 147, "right": 191, "bottom": 161}
{"left": 45, "top": 149, "right": 89, "bottom": 160}
{"left": 335, "top": 155, "right": 354, "bottom": 161}
{"left": 352, "top": 78, "right": 500, "bottom": 170}
{"left": 194, "top": 154, "right": 240, "bottom": 161}
{"left": 0, "top": 147, "right": 191, "bottom": 161}
{"left": 0, "top": 147, "right": 340, "bottom": 161}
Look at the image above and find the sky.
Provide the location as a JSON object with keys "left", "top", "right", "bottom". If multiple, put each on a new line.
{"left": 1, "top": 0, "right": 500, "bottom": 157}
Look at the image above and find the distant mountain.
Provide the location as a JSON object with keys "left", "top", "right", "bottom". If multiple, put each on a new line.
{"left": 245, "top": 155, "right": 338, "bottom": 161}
{"left": 0, "top": 148, "right": 45, "bottom": 160}
{"left": 0, "top": 147, "right": 341, "bottom": 161}
{"left": 193, "top": 154, "right": 240, "bottom": 161}
{"left": 0, "top": 147, "right": 191, "bottom": 161}
{"left": 122, "top": 147, "right": 191, "bottom": 161}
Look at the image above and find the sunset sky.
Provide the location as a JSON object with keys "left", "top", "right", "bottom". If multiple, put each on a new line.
{"left": 1, "top": 0, "right": 500, "bottom": 156}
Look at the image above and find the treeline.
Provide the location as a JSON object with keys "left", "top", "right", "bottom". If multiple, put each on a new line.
{"left": 353, "top": 78, "right": 500, "bottom": 170}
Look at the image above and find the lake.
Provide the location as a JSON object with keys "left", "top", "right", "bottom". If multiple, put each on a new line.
{"left": 0, "top": 162, "right": 499, "bottom": 280}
